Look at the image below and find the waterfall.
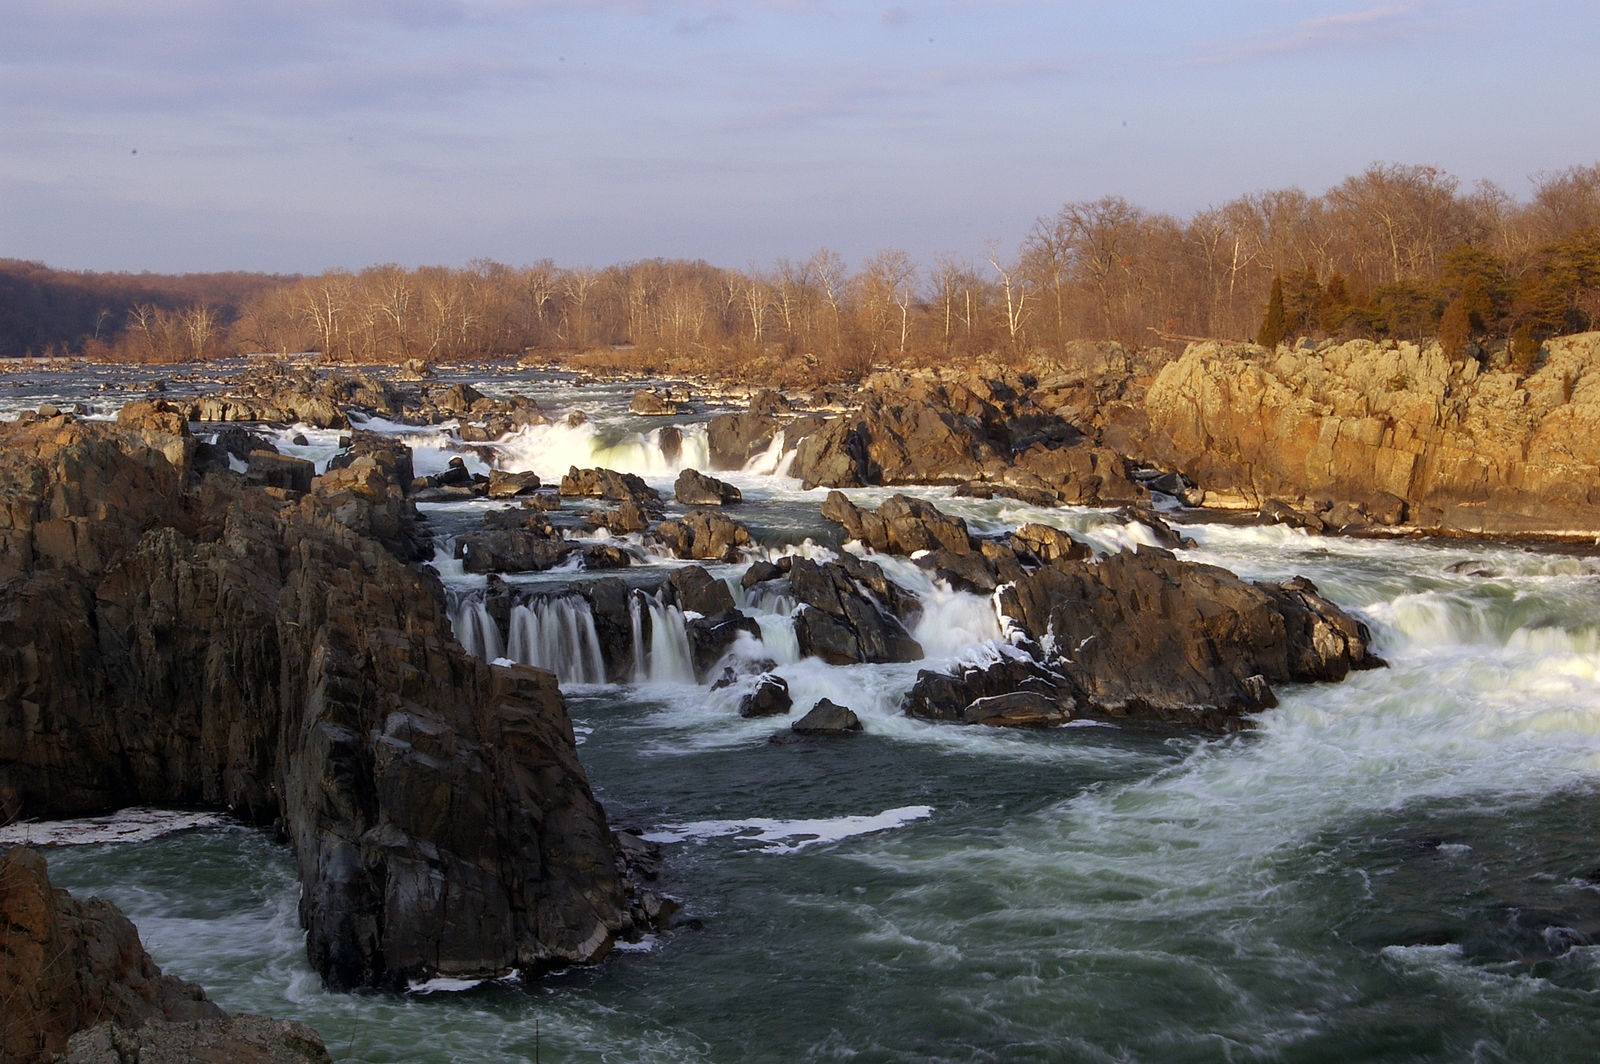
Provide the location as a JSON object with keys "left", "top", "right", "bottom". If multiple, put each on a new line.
{"left": 742, "top": 429, "right": 794, "bottom": 476}
{"left": 628, "top": 590, "right": 697, "bottom": 685}
{"left": 505, "top": 596, "right": 607, "bottom": 685}
{"left": 452, "top": 600, "right": 503, "bottom": 661}
{"left": 495, "top": 420, "right": 712, "bottom": 480}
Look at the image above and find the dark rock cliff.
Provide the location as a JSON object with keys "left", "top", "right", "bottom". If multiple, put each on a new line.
{"left": 0, "top": 413, "right": 656, "bottom": 990}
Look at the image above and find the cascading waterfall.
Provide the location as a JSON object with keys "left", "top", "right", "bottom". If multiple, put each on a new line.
{"left": 495, "top": 420, "right": 712, "bottom": 480}
{"left": 629, "top": 590, "right": 697, "bottom": 685}
{"left": 505, "top": 596, "right": 608, "bottom": 685}
{"left": 742, "top": 429, "right": 797, "bottom": 477}
{"left": 452, "top": 599, "right": 503, "bottom": 661}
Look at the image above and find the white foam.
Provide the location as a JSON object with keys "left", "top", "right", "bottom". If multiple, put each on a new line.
{"left": 0, "top": 807, "right": 229, "bottom": 846}
{"left": 642, "top": 805, "right": 934, "bottom": 853}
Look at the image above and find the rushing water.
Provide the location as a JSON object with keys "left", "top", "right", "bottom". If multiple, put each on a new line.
{"left": 15, "top": 366, "right": 1600, "bottom": 1062}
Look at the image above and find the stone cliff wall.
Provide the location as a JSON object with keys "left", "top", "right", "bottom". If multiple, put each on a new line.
{"left": 1141, "top": 334, "right": 1600, "bottom": 535}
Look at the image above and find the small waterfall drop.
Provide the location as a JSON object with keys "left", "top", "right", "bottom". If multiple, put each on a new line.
{"left": 452, "top": 600, "right": 504, "bottom": 662}
{"left": 505, "top": 596, "right": 607, "bottom": 685}
{"left": 629, "top": 590, "right": 697, "bottom": 684}
{"left": 742, "top": 429, "right": 798, "bottom": 477}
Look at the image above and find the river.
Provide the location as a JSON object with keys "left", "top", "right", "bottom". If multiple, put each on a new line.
{"left": 8, "top": 366, "right": 1600, "bottom": 1062}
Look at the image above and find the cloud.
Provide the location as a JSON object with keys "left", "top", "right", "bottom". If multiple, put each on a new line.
{"left": 1194, "top": 1, "right": 1443, "bottom": 65}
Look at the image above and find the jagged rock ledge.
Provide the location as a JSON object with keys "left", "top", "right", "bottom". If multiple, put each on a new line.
{"left": 0, "top": 410, "right": 666, "bottom": 991}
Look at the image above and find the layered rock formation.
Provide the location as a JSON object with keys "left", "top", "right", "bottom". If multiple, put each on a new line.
{"left": 1142, "top": 335, "right": 1600, "bottom": 535}
{"left": 0, "top": 847, "right": 331, "bottom": 1063}
{"left": 789, "top": 372, "right": 1145, "bottom": 505}
{"left": 0, "top": 413, "right": 657, "bottom": 990}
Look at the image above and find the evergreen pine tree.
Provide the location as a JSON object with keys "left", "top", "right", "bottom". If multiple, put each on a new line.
{"left": 1257, "top": 274, "right": 1287, "bottom": 349}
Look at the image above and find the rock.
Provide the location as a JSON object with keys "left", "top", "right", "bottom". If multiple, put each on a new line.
{"left": 325, "top": 430, "right": 415, "bottom": 492}
{"left": 458, "top": 527, "right": 573, "bottom": 573}
{"left": 791, "top": 698, "right": 862, "bottom": 735}
{"left": 685, "top": 611, "right": 761, "bottom": 680}
{"left": 656, "top": 510, "right": 751, "bottom": 562}
{"left": 820, "top": 491, "right": 974, "bottom": 555}
{"left": 310, "top": 445, "right": 431, "bottom": 563}
{"left": 1008, "top": 523, "right": 1091, "bottom": 565}
{"left": 629, "top": 389, "right": 684, "bottom": 416}
{"left": 675, "top": 468, "right": 742, "bottom": 506}
{"left": 487, "top": 469, "right": 542, "bottom": 498}
{"left": 574, "top": 578, "right": 637, "bottom": 682}
{"left": 0, "top": 847, "right": 228, "bottom": 1063}
{"left": 1260, "top": 498, "right": 1326, "bottom": 533}
{"left": 1010, "top": 441, "right": 1145, "bottom": 505}
{"left": 560, "top": 466, "right": 663, "bottom": 508}
{"left": 1140, "top": 337, "right": 1600, "bottom": 536}
{"left": 788, "top": 558, "right": 922, "bottom": 665}
{"left": 0, "top": 418, "right": 658, "bottom": 991}
{"left": 433, "top": 382, "right": 485, "bottom": 415}
{"left": 657, "top": 425, "right": 683, "bottom": 465}
{"left": 596, "top": 498, "right": 651, "bottom": 534}
{"left": 62, "top": 1016, "right": 333, "bottom": 1064}
{"left": 244, "top": 451, "right": 315, "bottom": 495}
{"left": 665, "top": 565, "right": 737, "bottom": 617}
{"left": 992, "top": 546, "right": 1380, "bottom": 729}
{"left": 903, "top": 657, "right": 1078, "bottom": 726}
{"left": 706, "top": 410, "right": 783, "bottom": 469}
{"left": 580, "top": 544, "right": 632, "bottom": 570}
{"left": 432, "top": 456, "right": 475, "bottom": 488}
{"left": 739, "top": 674, "right": 792, "bottom": 717}
{"left": 741, "top": 560, "right": 784, "bottom": 588}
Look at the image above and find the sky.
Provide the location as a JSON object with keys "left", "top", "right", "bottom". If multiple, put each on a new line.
{"left": 3, "top": 0, "right": 1597, "bottom": 276}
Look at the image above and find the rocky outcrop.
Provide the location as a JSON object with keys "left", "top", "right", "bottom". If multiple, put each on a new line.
{"left": 786, "top": 558, "right": 922, "bottom": 665}
{"left": 988, "top": 546, "right": 1379, "bottom": 729}
{"left": 0, "top": 847, "right": 330, "bottom": 1063}
{"left": 1141, "top": 335, "right": 1600, "bottom": 535}
{"left": 788, "top": 372, "right": 1146, "bottom": 504}
{"left": 674, "top": 468, "right": 742, "bottom": 506}
{"left": 0, "top": 847, "right": 225, "bottom": 1062}
{"left": 656, "top": 509, "right": 752, "bottom": 562}
{"left": 0, "top": 415, "right": 657, "bottom": 991}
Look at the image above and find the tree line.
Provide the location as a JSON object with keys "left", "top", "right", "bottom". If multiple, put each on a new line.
{"left": 4, "top": 161, "right": 1599, "bottom": 379}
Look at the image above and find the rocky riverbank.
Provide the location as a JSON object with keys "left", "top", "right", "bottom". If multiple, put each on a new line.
{"left": 1140, "top": 333, "right": 1600, "bottom": 537}
{"left": 0, "top": 846, "right": 331, "bottom": 1063}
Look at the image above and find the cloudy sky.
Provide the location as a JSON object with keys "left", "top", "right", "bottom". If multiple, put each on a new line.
{"left": 3, "top": 1, "right": 1596, "bottom": 275}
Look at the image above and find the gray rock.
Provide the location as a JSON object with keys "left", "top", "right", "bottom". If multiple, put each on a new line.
{"left": 791, "top": 698, "right": 862, "bottom": 734}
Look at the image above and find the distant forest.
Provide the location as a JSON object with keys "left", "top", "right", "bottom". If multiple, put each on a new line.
{"left": 4, "top": 162, "right": 1598, "bottom": 382}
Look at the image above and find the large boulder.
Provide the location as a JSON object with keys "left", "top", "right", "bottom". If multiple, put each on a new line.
{"left": 656, "top": 509, "right": 752, "bottom": 563}
{"left": 991, "top": 546, "right": 1379, "bottom": 729}
{"left": 675, "top": 468, "right": 742, "bottom": 506}
{"left": 788, "top": 558, "right": 922, "bottom": 665}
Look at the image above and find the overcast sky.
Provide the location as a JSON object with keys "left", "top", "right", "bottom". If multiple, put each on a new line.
{"left": 3, "top": 0, "right": 1597, "bottom": 275}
